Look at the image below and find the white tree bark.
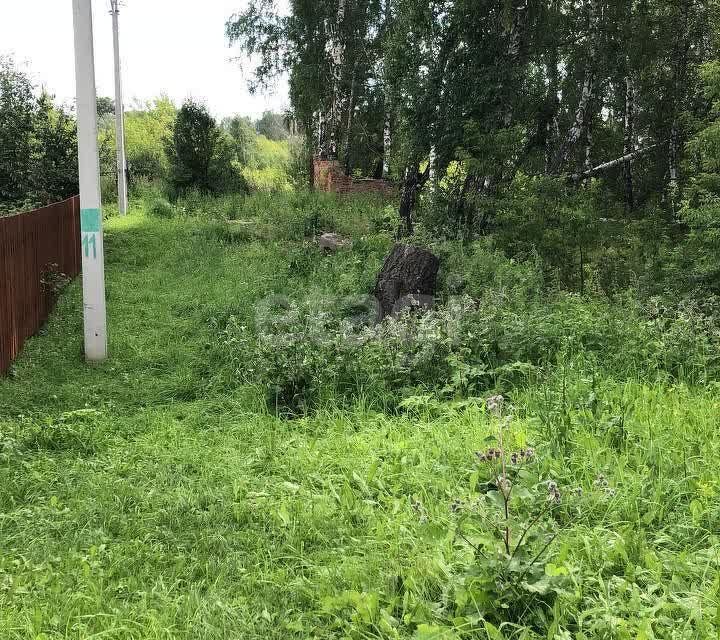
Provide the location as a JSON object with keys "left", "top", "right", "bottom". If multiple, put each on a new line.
{"left": 316, "top": 110, "right": 326, "bottom": 157}
{"left": 382, "top": 111, "right": 391, "bottom": 178}
{"left": 584, "top": 122, "right": 593, "bottom": 173}
{"left": 551, "top": 0, "right": 599, "bottom": 174}
{"left": 623, "top": 74, "right": 635, "bottom": 209}
{"left": 382, "top": 0, "right": 392, "bottom": 178}
{"left": 571, "top": 144, "right": 658, "bottom": 181}
{"left": 428, "top": 145, "right": 437, "bottom": 192}
{"left": 328, "top": 0, "right": 348, "bottom": 158}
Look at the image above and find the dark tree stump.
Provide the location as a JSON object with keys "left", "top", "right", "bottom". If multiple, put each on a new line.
{"left": 374, "top": 244, "right": 440, "bottom": 319}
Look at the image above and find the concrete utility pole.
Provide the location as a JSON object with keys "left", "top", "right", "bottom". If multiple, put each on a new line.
{"left": 110, "top": 0, "right": 128, "bottom": 215}
{"left": 73, "top": 0, "right": 108, "bottom": 362}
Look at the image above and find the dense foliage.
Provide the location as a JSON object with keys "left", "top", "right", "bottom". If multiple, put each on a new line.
{"left": 0, "top": 57, "right": 78, "bottom": 212}
{"left": 3, "top": 2, "right": 720, "bottom": 635}
{"left": 228, "top": 0, "right": 720, "bottom": 295}
{"left": 165, "top": 100, "right": 240, "bottom": 196}
{"left": 4, "top": 194, "right": 720, "bottom": 638}
{"left": 0, "top": 53, "right": 294, "bottom": 213}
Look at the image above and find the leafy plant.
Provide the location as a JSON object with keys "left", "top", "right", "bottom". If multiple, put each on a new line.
{"left": 40, "top": 263, "right": 71, "bottom": 297}
{"left": 449, "top": 396, "right": 569, "bottom": 630}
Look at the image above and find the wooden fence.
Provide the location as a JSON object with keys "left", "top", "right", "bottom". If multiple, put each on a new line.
{"left": 0, "top": 196, "right": 81, "bottom": 374}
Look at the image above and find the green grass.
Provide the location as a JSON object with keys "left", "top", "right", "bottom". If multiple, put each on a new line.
{"left": 1, "top": 197, "right": 720, "bottom": 638}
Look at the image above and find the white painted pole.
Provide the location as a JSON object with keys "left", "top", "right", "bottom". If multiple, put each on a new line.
{"left": 73, "top": 0, "right": 108, "bottom": 362}
{"left": 110, "top": 0, "right": 128, "bottom": 216}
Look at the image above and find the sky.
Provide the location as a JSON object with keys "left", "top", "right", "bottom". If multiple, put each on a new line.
{"left": 0, "top": 0, "right": 289, "bottom": 120}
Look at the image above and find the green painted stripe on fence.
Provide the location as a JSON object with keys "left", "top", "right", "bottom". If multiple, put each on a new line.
{"left": 80, "top": 208, "right": 102, "bottom": 233}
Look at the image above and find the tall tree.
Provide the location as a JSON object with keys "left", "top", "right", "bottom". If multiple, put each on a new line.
{"left": 0, "top": 57, "right": 78, "bottom": 207}
{"left": 167, "top": 100, "right": 239, "bottom": 195}
{"left": 227, "top": 0, "right": 719, "bottom": 231}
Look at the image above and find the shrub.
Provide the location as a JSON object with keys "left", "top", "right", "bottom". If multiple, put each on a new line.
{"left": 287, "top": 136, "right": 313, "bottom": 189}
{"left": 435, "top": 237, "right": 544, "bottom": 303}
{"left": 217, "top": 296, "right": 486, "bottom": 415}
{"left": 148, "top": 198, "right": 175, "bottom": 218}
{"left": 167, "top": 100, "right": 246, "bottom": 197}
{"left": 0, "top": 57, "right": 78, "bottom": 206}
{"left": 215, "top": 285, "right": 720, "bottom": 415}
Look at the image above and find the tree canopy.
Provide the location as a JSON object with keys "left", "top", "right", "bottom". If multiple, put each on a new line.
{"left": 227, "top": 0, "right": 720, "bottom": 236}
{"left": 0, "top": 56, "right": 78, "bottom": 210}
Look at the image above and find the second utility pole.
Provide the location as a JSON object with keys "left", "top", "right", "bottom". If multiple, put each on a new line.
{"left": 110, "top": 0, "right": 128, "bottom": 216}
{"left": 73, "top": 0, "right": 108, "bottom": 362}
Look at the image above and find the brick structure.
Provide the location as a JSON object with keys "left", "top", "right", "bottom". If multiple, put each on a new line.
{"left": 313, "top": 159, "right": 396, "bottom": 197}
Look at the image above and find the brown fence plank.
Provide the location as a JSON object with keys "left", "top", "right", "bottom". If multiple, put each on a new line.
{"left": 0, "top": 196, "right": 81, "bottom": 374}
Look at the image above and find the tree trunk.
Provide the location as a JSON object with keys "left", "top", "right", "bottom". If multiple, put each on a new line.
{"left": 552, "top": 70, "right": 595, "bottom": 173}
{"left": 623, "top": 74, "right": 635, "bottom": 211}
{"left": 374, "top": 244, "right": 440, "bottom": 319}
{"left": 382, "top": 111, "right": 391, "bottom": 179}
{"left": 316, "top": 110, "right": 326, "bottom": 158}
{"left": 550, "top": 0, "right": 599, "bottom": 174}
{"left": 669, "top": 120, "right": 679, "bottom": 187}
{"left": 583, "top": 115, "right": 593, "bottom": 175}
{"left": 398, "top": 164, "right": 430, "bottom": 237}
{"left": 428, "top": 146, "right": 437, "bottom": 192}
{"left": 382, "top": 0, "right": 392, "bottom": 179}
{"left": 544, "top": 48, "right": 561, "bottom": 174}
{"left": 329, "top": 0, "right": 348, "bottom": 159}
{"left": 343, "top": 61, "right": 357, "bottom": 175}
{"left": 504, "top": 0, "right": 529, "bottom": 127}
{"left": 570, "top": 144, "right": 659, "bottom": 182}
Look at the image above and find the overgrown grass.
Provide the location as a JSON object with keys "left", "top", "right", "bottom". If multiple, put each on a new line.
{"left": 1, "top": 194, "right": 720, "bottom": 638}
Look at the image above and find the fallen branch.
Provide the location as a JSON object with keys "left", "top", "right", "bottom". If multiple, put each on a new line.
{"left": 570, "top": 144, "right": 659, "bottom": 182}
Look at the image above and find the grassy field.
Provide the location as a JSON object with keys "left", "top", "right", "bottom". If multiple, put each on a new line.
{"left": 1, "top": 197, "right": 720, "bottom": 639}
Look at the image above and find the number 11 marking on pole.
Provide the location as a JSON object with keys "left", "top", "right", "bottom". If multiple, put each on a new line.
{"left": 73, "top": 0, "right": 108, "bottom": 362}
{"left": 81, "top": 209, "right": 99, "bottom": 259}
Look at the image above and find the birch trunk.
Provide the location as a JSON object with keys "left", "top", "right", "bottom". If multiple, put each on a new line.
{"left": 382, "top": 0, "right": 392, "bottom": 179}
{"left": 428, "top": 146, "right": 437, "bottom": 193}
{"left": 623, "top": 74, "right": 635, "bottom": 211}
{"left": 343, "top": 62, "right": 357, "bottom": 175}
{"left": 584, "top": 118, "right": 593, "bottom": 175}
{"left": 328, "top": 0, "right": 348, "bottom": 159}
{"left": 550, "top": 0, "right": 599, "bottom": 174}
{"left": 382, "top": 111, "right": 391, "bottom": 179}
{"left": 571, "top": 144, "right": 658, "bottom": 181}
{"left": 316, "top": 111, "right": 326, "bottom": 158}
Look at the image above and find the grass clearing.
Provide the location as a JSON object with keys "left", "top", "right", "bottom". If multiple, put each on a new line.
{"left": 1, "top": 196, "right": 720, "bottom": 638}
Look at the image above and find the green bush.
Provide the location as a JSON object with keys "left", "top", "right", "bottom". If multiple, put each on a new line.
{"left": 0, "top": 57, "right": 78, "bottom": 206}
{"left": 216, "top": 284, "right": 720, "bottom": 415}
{"left": 148, "top": 198, "right": 175, "bottom": 218}
{"left": 435, "top": 237, "right": 544, "bottom": 303}
{"left": 217, "top": 296, "right": 485, "bottom": 415}
{"left": 167, "top": 100, "right": 247, "bottom": 197}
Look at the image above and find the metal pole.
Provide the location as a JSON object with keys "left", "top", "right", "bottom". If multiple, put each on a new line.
{"left": 72, "top": 0, "right": 108, "bottom": 362}
{"left": 110, "top": 0, "right": 128, "bottom": 215}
